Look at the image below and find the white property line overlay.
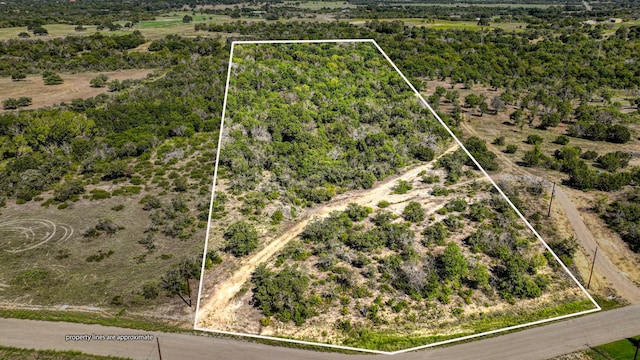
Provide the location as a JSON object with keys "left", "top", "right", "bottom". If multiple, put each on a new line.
{"left": 194, "top": 38, "right": 601, "bottom": 356}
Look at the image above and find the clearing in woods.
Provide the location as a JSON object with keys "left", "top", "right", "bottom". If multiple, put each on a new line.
{"left": 194, "top": 39, "right": 599, "bottom": 354}
{"left": 0, "top": 69, "right": 154, "bottom": 113}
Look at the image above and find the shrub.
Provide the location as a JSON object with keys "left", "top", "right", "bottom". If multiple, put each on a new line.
{"left": 422, "top": 222, "right": 449, "bottom": 246}
{"left": 224, "top": 221, "right": 258, "bottom": 257}
{"left": 345, "top": 203, "right": 372, "bottom": 222}
{"left": 504, "top": 144, "right": 518, "bottom": 154}
{"left": 596, "top": 151, "right": 631, "bottom": 172}
{"left": 421, "top": 175, "right": 440, "bottom": 184}
{"left": 553, "top": 135, "right": 570, "bottom": 145}
{"left": 141, "top": 282, "right": 159, "bottom": 299}
{"left": 580, "top": 150, "right": 599, "bottom": 160}
{"left": 271, "top": 209, "right": 284, "bottom": 224}
{"left": 90, "top": 74, "right": 108, "bottom": 88}
{"left": 402, "top": 201, "right": 425, "bottom": 223}
{"left": 42, "top": 71, "right": 63, "bottom": 85}
{"left": 526, "top": 134, "right": 543, "bottom": 145}
{"left": 392, "top": 180, "right": 413, "bottom": 194}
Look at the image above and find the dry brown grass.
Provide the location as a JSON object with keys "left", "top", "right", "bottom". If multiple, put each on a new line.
{"left": 0, "top": 69, "right": 154, "bottom": 112}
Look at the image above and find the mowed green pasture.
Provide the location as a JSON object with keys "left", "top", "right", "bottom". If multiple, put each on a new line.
{"left": 589, "top": 336, "right": 640, "bottom": 359}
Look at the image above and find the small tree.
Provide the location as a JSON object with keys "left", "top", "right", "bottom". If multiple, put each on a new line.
{"left": 16, "top": 97, "right": 32, "bottom": 107}
{"left": 271, "top": 209, "right": 284, "bottom": 225}
{"left": 526, "top": 134, "right": 543, "bottom": 145}
{"left": 440, "top": 242, "right": 468, "bottom": 281}
{"left": 224, "top": 221, "right": 258, "bottom": 257}
{"left": 32, "top": 26, "right": 48, "bottom": 35}
{"left": 75, "top": 24, "right": 86, "bottom": 31}
{"left": 403, "top": 201, "right": 426, "bottom": 223}
{"left": 2, "top": 98, "right": 19, "bottom": 110}
{"left": 182, "top": 15, "right": 193, "bottom": 23}
{"left": 90, "top": 74, "right": 108, "bottom": 88}
{"left": 18, "top": 32, "right": 30, "bottom": 38}
{"left": 108, "top": 79, "right": 124, "bottom": 92}
{"left": 42, "top": 71, "right": 63, "bottom": 85}
{"left": 11, "top": 72, "right": 26, "bottom": 81}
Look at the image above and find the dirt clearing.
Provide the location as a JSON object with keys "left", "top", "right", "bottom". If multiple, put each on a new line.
{"left": 0, "top": 69, "right": 154, "bottom": 112}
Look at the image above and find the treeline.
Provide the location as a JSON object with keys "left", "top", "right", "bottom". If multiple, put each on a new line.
{"left": 199, "top": 20, "right": 640, "bottom": 93}
{"left": 0, "top": 32, "right": 154, "bottom": 76}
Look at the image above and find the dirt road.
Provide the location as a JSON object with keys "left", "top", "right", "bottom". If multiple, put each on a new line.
{"left": 461, "top": 122, "right": 640, "bottom": 304}
{"left": 4, "top": 305, "right": 640, "bottom": 359}
{"left": 554, "top": 186, "right": 640, "bottom": 303}
{"left": 195, "top": 144, "right": 459, "bottom": 329}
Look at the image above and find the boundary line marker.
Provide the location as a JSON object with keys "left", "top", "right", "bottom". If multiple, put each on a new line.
{"left": 194, "top": 38, "right": 600, "bottom": 355}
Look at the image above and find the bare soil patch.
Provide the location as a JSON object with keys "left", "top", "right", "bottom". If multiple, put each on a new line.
{"left": 0, "top": 69, "right": 154, "bottom": 112}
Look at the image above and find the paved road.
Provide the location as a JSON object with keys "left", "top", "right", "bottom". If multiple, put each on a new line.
{"left": 2, "top": 305, "right": 640, "bottom": 360}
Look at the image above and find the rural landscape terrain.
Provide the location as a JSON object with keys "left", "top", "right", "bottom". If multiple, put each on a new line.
{"left": 0, "top": 0, "right": 639, "bottom": 358}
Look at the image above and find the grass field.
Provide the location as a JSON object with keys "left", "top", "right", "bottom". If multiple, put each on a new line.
{"left": 0, "top": 345, "right": 131, "bottom": 360}
{"left": 277, "top": 1, "right": 357, "bottom": 9}
{"left": 348, "top": 18, "right": 526, "bottom": 30}
{"left": 0, "top": 69, "right": 154, "bottom": 112}
{"left": 588, "top": 336, "right": 640, "bottom": 360}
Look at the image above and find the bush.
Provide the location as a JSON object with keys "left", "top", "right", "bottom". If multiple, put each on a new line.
{"left": 522, "top": 145, "right": 543, "bottom": 167}
{"left": 392, "top": 180, "right": 413, "bottom": 194}
{"left": 420, "top": 175, "right": 440, "bottom": 184}
{"left": 493, "top": 136, "right": 505, "bottom": 146}
{"left": 526, "top": 134, "right": 543, "bottom": 145}
{"left": 271, "top": 209, "right": 284, "bottom": 224}
{"left": 224, "top": 221, "right": 258, "bottom": 257}
{"left": 580, "top": 150, "right": 599, "bottom": 160}
{"left": 504, "top": 144, "right": 518, "bottom": 154}
{"left": 345, "top": 203, "right": 372, "bottom": 222}
{"left": 42, "top": 71, "right": 63, "bottom": 85}
{"left": 90, "top": 74, "right": 109, "bottom": 88}
{"left": 377, "top": 200, "right": 390, "bottom": 208}
{"left": 2, "top": 98, "right": 19, "bottom": 110}
{"left": 90, "top": 189, "right": 111, "bottom": 200}
{"left": 465, "top": 136, "right": 499, "bottom": 171}
{"left": 54, "top": 180, "right": 85, "bottom": 202}
{"left": 141, "top": 282, "right": 159, "bottom": 299}
{"left": 251, "top": 264, "right": 317, "bottom": 325}
{"left": 402, "top": 201, "right": 425, "bottom": 223}
{"left": 11, "top": 71, "right": 27, "bottom": 81}
{"left": 422, "top": 222, "right": 449, "bottom": 246}
{"left": 553, "top": 135, "right": 570, "bottom": 145}
{"left": 596, "top": 151, "right": 631, "bottom": 172}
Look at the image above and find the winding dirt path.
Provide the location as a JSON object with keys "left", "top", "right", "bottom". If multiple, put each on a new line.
{"left": 195, "top": 144, "right": 459, "bottom": 329}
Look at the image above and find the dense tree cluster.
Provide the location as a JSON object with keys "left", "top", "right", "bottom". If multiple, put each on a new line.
{"left": 219, "top": 42, "right": 450, "bottom": 205}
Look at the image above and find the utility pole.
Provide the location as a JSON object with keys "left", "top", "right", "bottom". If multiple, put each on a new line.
{"left": 634, "top": 337, "right": 639, "bottom": 360}
{"left": 547, "top": 182, "right": 556, "bottom": 217}
{"left": 157, "top": 337, "right": 163, "bottom": 360}
{"left": 587, "top": 247, "right": 598, "bottom": 289}
{"left": 186, "top": 276, "right": 192, "bottom": 307}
